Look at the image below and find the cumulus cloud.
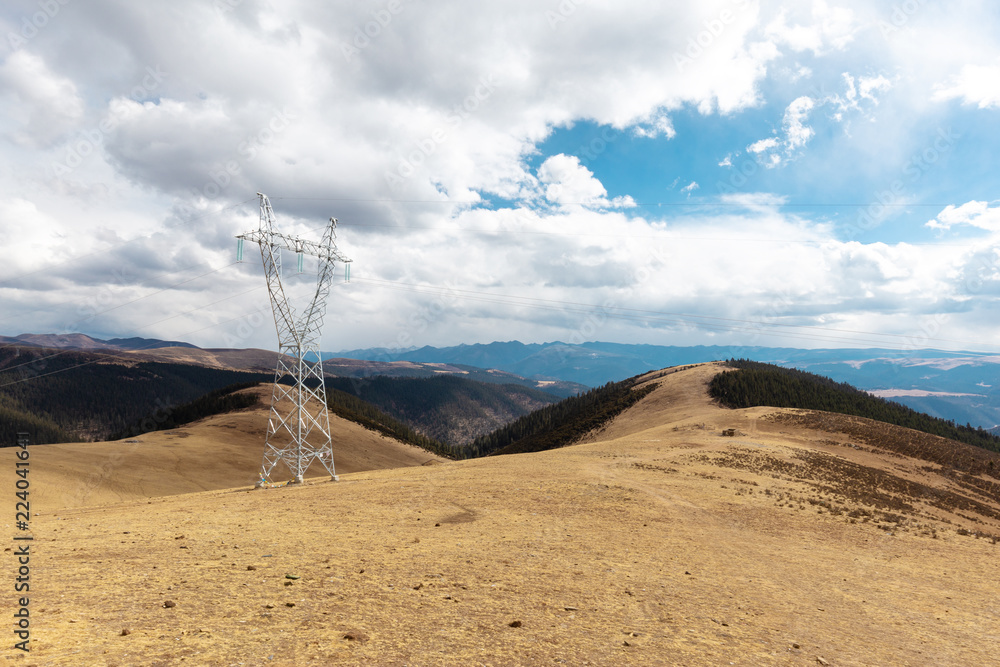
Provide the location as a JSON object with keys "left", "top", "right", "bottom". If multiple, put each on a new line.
{"left": 2, "top": 0, "right": 1000, "bottom": 352}
{"left": 782, "top": 95, "right": 815, "bottom": 150}
{"left": 933, "top": 60, "right": 1000, "bottom": 109}
{"left": 0, "top": 51, "right": 84, "bottom": 147}
{"left": 927, "top": 201, "right": 1000, "bottom": 232}
{"left": 764, "top": 0, "right": 859, "bottom": 55}
{"left": 537, "top": 154, "right": 635, "bottom": 209}
{"left": 742, "top": 95, "right": 814, "bottom": 167}
{"left": 632, "top": 112, "right": 676, "bottom": 139}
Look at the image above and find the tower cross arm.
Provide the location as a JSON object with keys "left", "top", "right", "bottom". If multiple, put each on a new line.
{"left": 238, "top": 225, "right": 352, "bottom": 263}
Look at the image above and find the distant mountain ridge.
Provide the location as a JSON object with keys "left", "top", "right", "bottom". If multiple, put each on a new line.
{"left": 337, "top": 341, "right": 1000, "bottom": 430}
{"left": 0, "top": 333, "right": 198, "bottom": 351}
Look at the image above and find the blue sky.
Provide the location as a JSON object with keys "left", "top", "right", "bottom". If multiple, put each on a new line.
{"left": 1, "top": 1, "right": 1000, "bottom": 354}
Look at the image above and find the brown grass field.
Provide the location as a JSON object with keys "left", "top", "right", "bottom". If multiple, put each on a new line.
{"left": 3, "top": 363, "right": 1000, "bottom": 665}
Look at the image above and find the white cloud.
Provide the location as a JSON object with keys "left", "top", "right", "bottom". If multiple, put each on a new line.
{"left": 632, "top": 113, "right": 676, "bottom": 139}
{"left": 783, "top": 95, "right": 815, "bottom": 150}
{"left": 680, "top": 181, "right": 699, "bottom": 196}
{"left": 927, "top": 201, "right": 1000, "bottom": 232}
{"left": 2, "top": 0, "right": 1000, "bottom": 352}
{"left": 742, "top": 95, "right": 814, "bottom": 167}
{"left": 933, "top": 60, "right": 1000, "bottom": 109}
{"left": 537, "top": 154, "right": 635, "bottom": 209}
{"left": 0, "top": 51, "right": 84, "bottom": 147}
{"left": 829, "top": 72, "right": 892, "bottom": 120}
{"left": 764, "top": 0, "right": 859, "bottom": 55}
{"left": 747, "top": 137, "right": 779, "bottom": 154}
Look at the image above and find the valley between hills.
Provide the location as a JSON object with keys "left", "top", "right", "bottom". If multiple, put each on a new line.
{"left": 4, "top": 362, "right": 1000, "bottom": 665}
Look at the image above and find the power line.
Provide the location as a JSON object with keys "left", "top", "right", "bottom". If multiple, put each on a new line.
{"left": 272, "top": 196, "right": 962, "bottom": 208}
{"left": 0, "top": 261, "right": 243, "bottom": 374}
{"left": 0, "top": 197, "right": 257, "bottom": 290}
{"left": 350, "top": 277, "right": 1000, "bottom": 353}
{"left": 0, "top": 282, "right": 346, "bottom": 389}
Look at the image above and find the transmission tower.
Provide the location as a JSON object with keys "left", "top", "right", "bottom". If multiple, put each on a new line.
{"left": 237, "top": 193, "right": 351, "bottom": 486}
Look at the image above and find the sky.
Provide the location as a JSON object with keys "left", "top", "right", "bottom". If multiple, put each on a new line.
{"left": 1, "top": 0, "right": 1000, "bottom": 355}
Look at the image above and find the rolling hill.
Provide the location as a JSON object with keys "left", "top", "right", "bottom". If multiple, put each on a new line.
{"left": 13, "top": 362, "right": 1000, "bottom": 664}
{"left": 340, "top": 340, "right": 1000, "bottom": 429}
{"left": 7, "top": 383, "right": 445, "bottom": 509}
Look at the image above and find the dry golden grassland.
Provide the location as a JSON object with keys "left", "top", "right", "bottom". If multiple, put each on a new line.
{"left": 4, "top": 364, "right": 999, "bottom": 665}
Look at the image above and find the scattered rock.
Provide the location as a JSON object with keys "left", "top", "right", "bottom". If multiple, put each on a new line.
{"left": 284, "top": 581, "right": 293, "bottom": 586}
{"left": 508, "top": 620, "right": 522, "bottom": 628}
{"left": 435, "top": 523, "right": 441, "bottom": 527}
{"left": 247, "top": 565, "right": 257, "bottom": 571}
{"left": 163, "top": 601, "right": 176, "bottom": 609}
{"left": 265, "top": 604, "right": 274, "bottom": 609}
{"left": 816, "top": 658, "right": 829, "bottom": 666}
{"left": 564, "top": 606, "right": 579, "bottom": 612}
{"left": 285, "top": 602, "right": 295, "bottom": 607}
{"left": 120, "top": 628, "right": 131, "bottom": 636}
{"left": 793, "top": 643, "right": 801, "bottom": 649}
{"left": 684, "top": 571, "right": 691, "bottom": 575}
{"left": 413, "top": 583, "right": 423, "bottom": 590}
{"left": 285, "top": 574, "right": 300, "bottom": 580}
{"left": 623, "top": 640, "right": 632, "bottom": 647}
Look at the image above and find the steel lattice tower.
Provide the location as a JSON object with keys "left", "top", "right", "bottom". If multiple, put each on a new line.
{"left": 237, "top": 193, "right": 351, "bottom": 486}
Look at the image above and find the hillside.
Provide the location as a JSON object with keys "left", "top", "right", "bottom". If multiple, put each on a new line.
{"left": 340, "top": 340, "right": 1000, "bottom": 429}
{"left": 0, "top": 347, "right": 549, "bottom": 449}
{"left": 326, "top": 375, "right": 559, "bottom": 446}
{"left": 0, "top": 346, "right": 275, "bottom": 442}
{"left": 13, "top": 362, "right": 1000, "bottom": 664}
{"left": 5, "top": 384, "right": 445, "bottom": 509}
{"left": 710, "top": 359, "right": 1000, "bottom": 453}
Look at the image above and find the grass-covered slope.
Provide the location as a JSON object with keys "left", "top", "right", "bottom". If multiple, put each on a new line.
{"left": 109, "top": 381, "right": 263, "bottom": 439}
{"left": 324, "top": 385, "right": 454, "bottom": 458}
{"left": 710, "top": 359, "right": 1000, "bottom": 454}
{"left": 462, "top": 375, "right": 658, "bottom": 458}
{"left": 0, "top": 346, "right": 275, "bottom": 442}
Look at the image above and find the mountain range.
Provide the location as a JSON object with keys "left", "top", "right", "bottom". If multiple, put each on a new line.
{"left": 338, "top": 341, "right": 1000, "bottom": 430}
{"left": 5, "top": 333, "right": 1000, "bottom": 432}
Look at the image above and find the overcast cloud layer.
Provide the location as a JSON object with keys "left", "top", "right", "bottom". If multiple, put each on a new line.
{"left": 1, "top": 0, "right": 1000, "bottom": 355}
